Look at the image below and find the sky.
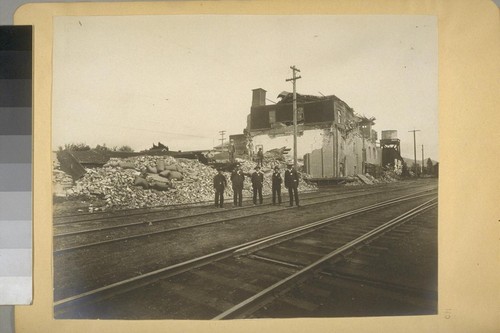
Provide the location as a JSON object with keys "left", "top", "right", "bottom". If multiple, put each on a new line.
{"left": 53, "top": 15, "right": 438, "bottom": 161}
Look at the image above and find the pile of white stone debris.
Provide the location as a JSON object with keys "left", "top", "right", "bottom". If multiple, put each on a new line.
{"left": 53, "top": 155, "right": 317, "bottom": 211}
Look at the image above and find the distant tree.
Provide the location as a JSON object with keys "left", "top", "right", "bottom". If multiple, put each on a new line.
{"left": 426, "top": 158, "right": 434, "bottom": 175}
{"left": 64, "top": 143, "right": 90, "bottom": 151}
{"left": 410, "top": 162, "right": 421, "bottom": 176}
{"left": 94, "top": 144, "right": 111, "bottom": 151}
{"left": 117, "top": 145, "right": 134, "bottom": 152}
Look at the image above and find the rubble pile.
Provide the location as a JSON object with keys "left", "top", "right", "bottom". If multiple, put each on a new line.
{"left": 263, "top": 147, "right": 290, "bottom": 162}
{"left": 379, "top": 171, "right": 399, "bottom": 183}
{"left": 55, "top": 155, "right": 318, "bottom": 210}
{"left": 53, "top": 169, "right": 74, "bottom": 197}
{"left": 236, "top": 159, "right": 317, "bottom": 196}
{"left": 63, "top": 156, "right": 220, "bottom": 209}
{"left": 345, "top": 172, "right": 399, "bottom": 186}
{"left": 344, "top": 176, "right": 364, "bottom": 186}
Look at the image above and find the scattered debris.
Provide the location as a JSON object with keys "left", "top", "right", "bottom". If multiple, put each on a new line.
{"left": 263, "top": 146, "right": 291, "bottom": 162}
{"left": 53, "top": 169, "right": 73, "bottom": 197}
{"left": 52, "top": 155, "right": 318, "bottom": 210}
{"left": 356, "top": 174, "right": 374, "bottom": 185}
{"left": 53, "top": 153, "right": 403, "bottom": 211}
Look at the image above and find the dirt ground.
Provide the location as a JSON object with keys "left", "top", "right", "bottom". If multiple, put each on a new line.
{"left": 53, "top": 179, "right": 437, "bottom": 301}
{"left": 53, "top": 197, "right": 106, "bottom": 216}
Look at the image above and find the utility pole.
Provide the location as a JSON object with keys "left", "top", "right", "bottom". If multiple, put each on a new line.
{"left": 362, "top": 126, "right": 366, "bottom": 174}
{"left": 408, "top": 129, "right": 420, "bottom": 175}
{"left": 219, "top": 130, "right": 226, "bottom": 152}
{"left": 286, "top": 66, "right": 301, "bottom": 168}
{"left": 421, "top": 144, "right": 424, "bottom": 174}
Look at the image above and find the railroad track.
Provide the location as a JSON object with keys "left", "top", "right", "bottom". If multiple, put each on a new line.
{"left": 52, "top": 185, "right": 376, "bottom": 226}
{"left": 250, "top": 204, "right": 438, "bottom": 318}
{"left": 53, "top": 184, "right": 436, "bottom": 253}
{"left": 53, "top": 188, "right": 327, "bottom": 224}
{"left": 54, "top": 189, "right": 437, "bottom": 319}
{"left": 215, "top": 198, "right": 437, "bottom": 319}
{"left": 53, "top": 180, "right": 422, "bottom": 224}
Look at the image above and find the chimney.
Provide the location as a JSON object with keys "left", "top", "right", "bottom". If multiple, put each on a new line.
{"left": 252, "top": 88, "right": 266, "bottom": 107}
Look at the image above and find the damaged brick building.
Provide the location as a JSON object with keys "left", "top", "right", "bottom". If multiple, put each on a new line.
{"left": 245, "top": 88, "right": 381, "bottom": 178}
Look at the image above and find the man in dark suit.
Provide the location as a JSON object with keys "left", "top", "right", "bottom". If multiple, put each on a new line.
{"left": 230, "top": 165, "right": 245, "bottom": 207}
{"left": 251, "top": 166, "right": 264, "bottom": 205}
{"left": 256, "top": 148, "right": 264, "bottom": 167}
{"left": 213, "top": 169, "right": 227, "bottom": 208}
{"left": 284, "top": 163, "right": 300, "bottom": 207}
{"left": 271, "top": 166, "right": 282, "bottom": 205}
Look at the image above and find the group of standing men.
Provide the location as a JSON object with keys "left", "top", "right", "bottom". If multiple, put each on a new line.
{"left": 213, "top": 163, "right": 300, "bottom": 208}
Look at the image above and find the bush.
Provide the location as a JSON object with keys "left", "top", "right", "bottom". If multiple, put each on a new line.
{"left": 117, "top": 145, "right": 134, "bottom": 152}
{"left": 64, "top": 143, "right": 91, "bottom": 151}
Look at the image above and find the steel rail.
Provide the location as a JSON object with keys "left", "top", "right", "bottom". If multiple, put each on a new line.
{"left": 53, "top": 199, "right": 209, "bottom": 222}
{"left": 53, "top": 188, "right": 373, "bottom": 236}
{"left": 54, "top": 191, "right": 436, "bottom": 314}
{"left": 55, "top": 178, "right": 421, "bottom": 221}
{"left": 53, "top": 185, "right": 427, "bottom": 237}
{"left": 232, "top": 191, "right": 435, "bottom": 256}
{"left": 53, "top": 180, "right": 429, "bottom": 224}
{"left": 212, "top": 197, "right": 438, "bottom": 319}
{"left": 53, "top": 188, "right": 322, "bottom": 224}
{"left": 53, "top": 186, "right": 436, "bottom": 254}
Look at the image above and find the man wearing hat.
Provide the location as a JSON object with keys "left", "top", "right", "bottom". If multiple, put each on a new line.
{"left": 284, "top": 163, "right": 300, "bottom": 207}
{"left": 251, "top": 165, "right": 264, "bottom": 205}
{"left": 213, "top": 168, "right": 227, "bottom": 208}
{"left": 271, "top": 166, "right": 282, "bottom": 205}
{"left": 230, "top": 165, "right": 245, "bottom": 207}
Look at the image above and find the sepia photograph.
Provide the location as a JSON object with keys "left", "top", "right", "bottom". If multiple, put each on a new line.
{"left": 51, "top": 14, "right": 438, "bottom": 320}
